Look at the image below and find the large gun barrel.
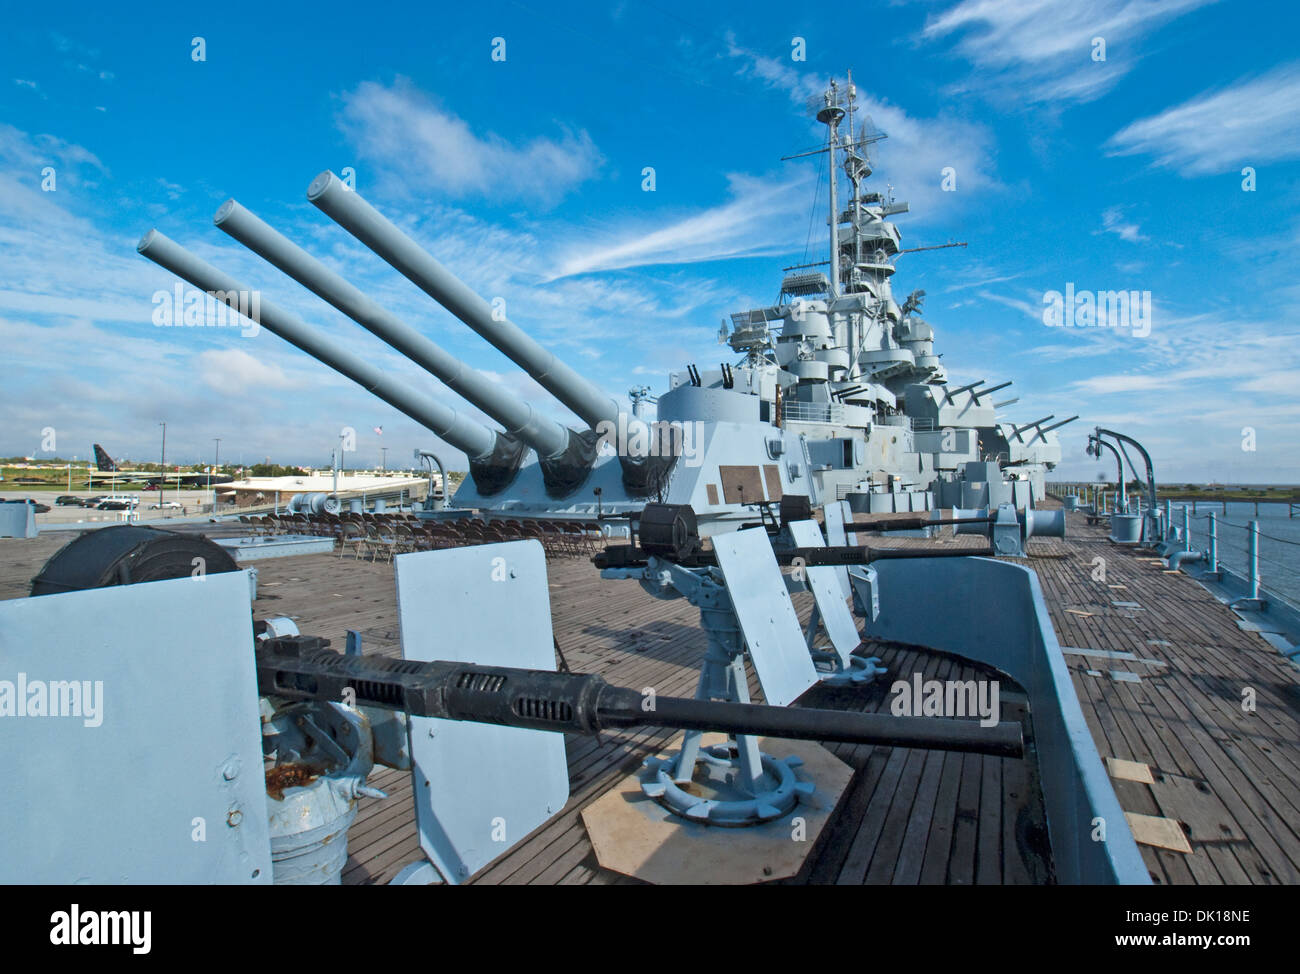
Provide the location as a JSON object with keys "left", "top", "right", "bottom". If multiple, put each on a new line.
{"left": 258, "top": 639, "right": 1024, "bottom": 758}
{"left": 214, "top": 199, "right": 572, "bottom": 461}
{"left": 307, "top": 171, "right": 622, "bottom": 431}
{"left": 137, "top": 230, "right": 500, "bottom": 462}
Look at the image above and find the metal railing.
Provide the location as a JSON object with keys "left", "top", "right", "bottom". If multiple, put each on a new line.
{"left": 782, "top": 401, "right": 847, "bottom": 424}
{"left": 1176, "top": 505, "right": 1300, "bottom": 610}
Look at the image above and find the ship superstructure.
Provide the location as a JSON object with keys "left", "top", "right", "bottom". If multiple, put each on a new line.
{"left": 131, "top": 76, "right": 1073, "bottom": 533}
{"left": 657, "top": 75, "right": 1075, "bottom": 520}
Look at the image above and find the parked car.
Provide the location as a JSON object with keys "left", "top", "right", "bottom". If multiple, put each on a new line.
{"left": 148, "top": 501, "right": 184, "bottom": 510}
{"left": 95, "top": 495, "right": 138, "bottom": 509}
{"left": 97, "top": 500, "right": 131, "bottom": 511}
{"left": 3, "top": 498, "right": 51, "bottom": 514}
{"left": 55, "top": 495, "right": 84, "bottom": 506}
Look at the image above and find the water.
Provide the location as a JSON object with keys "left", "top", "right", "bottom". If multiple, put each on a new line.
{"left": 1172, "top": 501, "right": 1300, "bottom": 610}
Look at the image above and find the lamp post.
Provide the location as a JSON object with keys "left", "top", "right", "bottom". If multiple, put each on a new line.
{"left": 211, "top": 437, "right": 222, "bottom": 511}
{"left": 159, "top": 421, "right": 167, "bottom": 511}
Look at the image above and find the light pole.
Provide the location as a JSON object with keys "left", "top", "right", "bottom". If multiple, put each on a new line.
{"left": 211, "top": 437, "right": 222, "bottom": 510}
{"left": 159, "top": 421, "right": 167, "bottom": 511}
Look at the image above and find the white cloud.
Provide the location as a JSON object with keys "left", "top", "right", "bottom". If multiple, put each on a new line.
{"left": 1097, "top": 205, "right": 1147, "bottom": 242}
{"left": 978, "top": 290, "right": 1041, "bottom": 320}
{"left": 921, "top": 0, "right": 1216, "bottom": 104}
{"left": 546, "top": 172, "right": 812, "bottom": 278}
{"left": 197, "top": 348, "right": 296, "bottom": 393}
{"left": 336, "top": 78, "right": 603, "bottom": 205}
{"left": 1106, "top": 62, "right": 1300, "bottom": 174}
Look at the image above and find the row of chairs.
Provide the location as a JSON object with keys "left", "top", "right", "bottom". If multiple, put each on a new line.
{"left": 237, "top": 511, "right": 605, "bottom": 561}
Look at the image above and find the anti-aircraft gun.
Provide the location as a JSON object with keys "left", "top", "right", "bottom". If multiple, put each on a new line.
{"left": 586, "top": 500, "right": 1030, "bottom": 826}
{"left": 5, "top": 524, "right": 1022, "bottom": 885}
{"left": 256, "top": 635, "right": 1021, "bottom": 756}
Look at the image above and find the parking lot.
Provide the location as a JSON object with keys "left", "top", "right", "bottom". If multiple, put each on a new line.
{"left": 0, "top": 490, "right": 216, "bottom": 526}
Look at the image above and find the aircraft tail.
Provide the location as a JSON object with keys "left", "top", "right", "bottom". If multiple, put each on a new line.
{"left": 92, "top": 444, "right": 119, "bottom": 472}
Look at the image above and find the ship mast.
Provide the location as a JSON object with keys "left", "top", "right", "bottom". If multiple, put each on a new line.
{"left": 817, "top": 81, "right": 845, "bottom": 298}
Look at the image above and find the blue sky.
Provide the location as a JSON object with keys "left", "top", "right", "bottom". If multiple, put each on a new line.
{"left": 3, "top": 0, "right": 1298, "bottom": 482}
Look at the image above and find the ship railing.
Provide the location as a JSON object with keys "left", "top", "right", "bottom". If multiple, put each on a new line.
{"left": 782, "top": 401, "right": 847, "bottom": 425}
{"left": 1175, "top": 504, "right": 1300, "bottom": 616}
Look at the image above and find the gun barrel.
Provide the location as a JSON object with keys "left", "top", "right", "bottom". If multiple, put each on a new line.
{"left": 137, "top": 230, "right": 498, "bottom": 460}
{"left": 258, "top": 644, "right": 1023, "bottom": 758}
{"left": 593, "top": 542, "right": 994, "bottom": 570}
{"left": 943, "top": 379, "right": 985, "bottom": 403}
{"left": 215, "top": 200, "right": 571, "bottom": 459}
{"left": 1010, "top": 415, "right": 1054, "bottom": 438}
{"left": 307, "top": 171, "right": 622, "bottom": 431}
{"left": 1037, "top": 415, "right": 1079, "bottom": 436}
{"left": 971, "top": 379, "right": 1013, "bottom": 401}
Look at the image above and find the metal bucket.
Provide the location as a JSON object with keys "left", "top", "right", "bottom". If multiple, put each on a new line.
{"left": 266, "top": 776, "right": 358, "bottom": 885}
{"left": 262, "top": 702, "right": 376, "bottom": 884}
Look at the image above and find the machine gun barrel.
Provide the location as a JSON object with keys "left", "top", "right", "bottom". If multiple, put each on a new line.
{"left": 594, "top": 542, "right": 994, "bottom": 569}
{"left": 847, "top": 515, "right": 996, "bottom": 532}
{"left": 257, "top": 641, "right": 1023, "bottom": 758}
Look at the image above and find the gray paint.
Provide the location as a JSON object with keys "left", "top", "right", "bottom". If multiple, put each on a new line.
{"left": 308, "top": 171, "right": 622, "bottom": 431}
{"left": 868, "top": 556, "right": 1151, "bottom": 884}
{"left": 215, "top": 199, "right": 571, "bottom": 459}
{"left": 137, "top": 230, "right": 499, "bottom": 461}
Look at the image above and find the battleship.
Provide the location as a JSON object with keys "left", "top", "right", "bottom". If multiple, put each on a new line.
{"left": 2, "top": 76, "right": 1298, "bottom": 894}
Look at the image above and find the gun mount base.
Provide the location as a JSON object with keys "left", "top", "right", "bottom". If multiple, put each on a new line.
{"left": 640, "top": 745, "right": 813, "bottom": 826}
{"left": 810, "top": 649, "right": 886, "bottom": 686}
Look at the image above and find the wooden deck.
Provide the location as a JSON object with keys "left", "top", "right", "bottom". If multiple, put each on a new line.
{"left": 240, "top": 548, "right": 1048, "bottom": 886}
{"left": 3, "top": 503, "right": 1298, "bottom": 885}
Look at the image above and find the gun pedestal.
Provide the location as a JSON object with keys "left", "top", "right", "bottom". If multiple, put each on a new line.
{"left": 610, "top": 557, "right": 813, "bottom": 825}
{"left": 780, "top": 517, "right": 886, "bottom": 687}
